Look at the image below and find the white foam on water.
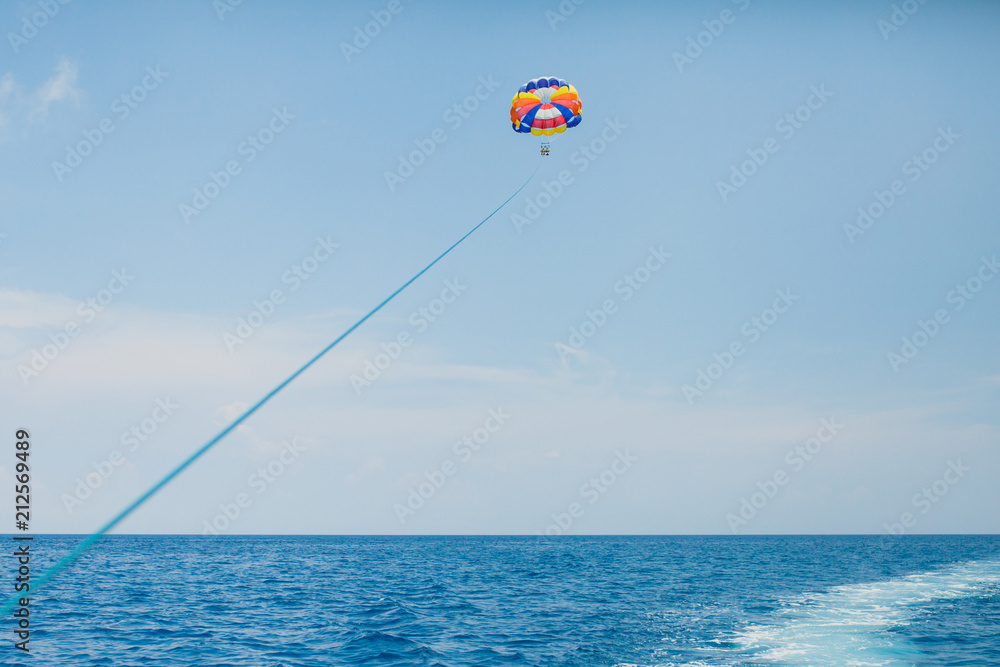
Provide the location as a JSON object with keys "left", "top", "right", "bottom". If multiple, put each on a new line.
{"left": 614, "top": 663, "right": 727, "bottom": 667}
{"left": 730, "top": 558, "right": 1000, "bottom": 666}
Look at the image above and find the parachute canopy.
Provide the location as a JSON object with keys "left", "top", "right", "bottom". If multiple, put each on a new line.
{"left": 510, "top": 77, "right": 582, "bottom": 136}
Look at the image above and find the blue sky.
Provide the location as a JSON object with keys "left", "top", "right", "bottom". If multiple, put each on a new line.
{"left": 1, "top": 0, "right": 998, "bottom": 535}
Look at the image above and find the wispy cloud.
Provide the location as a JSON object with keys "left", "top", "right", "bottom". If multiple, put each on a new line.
{"left": 0, "top": 288, "right": 78, "bottom": 329}
{"left": 29, "top": 57, "right": 81, "bottom": 118}
{"left": 5, "top": 286, "right": 997, "bottom": 535}
{"left": 0, "top": 57, "right": 81, "bottom": 138}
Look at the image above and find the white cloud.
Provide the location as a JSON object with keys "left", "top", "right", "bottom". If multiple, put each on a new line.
{"left": 29, "top": 58, "right": 81, "bottom": 119}
{"left": 0, "top": 288, "right": 78, "bottom": 329}
{"left": 0, "top": 57, "right": 81, "bottom": 138}
{"left": 0, "top": 73, "right": 15, "bottom": 128}
{"left": 3, "top": 286, "right": 997, "bottom": 535}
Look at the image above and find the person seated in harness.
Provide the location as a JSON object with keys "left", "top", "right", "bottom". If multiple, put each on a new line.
{"left": 540, "top": 142, "right": 550, "bottom": 156}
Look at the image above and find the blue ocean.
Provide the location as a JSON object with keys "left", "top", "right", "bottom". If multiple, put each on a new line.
{"left": 14, "top": 535, "right": 1000, "bottom": 666}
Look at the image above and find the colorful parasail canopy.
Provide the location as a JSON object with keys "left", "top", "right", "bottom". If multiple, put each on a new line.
{"left": 510, "top": 77, "right": 582, "bottom": 136}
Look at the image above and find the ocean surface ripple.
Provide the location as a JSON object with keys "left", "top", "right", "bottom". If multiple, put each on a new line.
{"left": 12, "top": 535, "right": 999, "bottom": 666}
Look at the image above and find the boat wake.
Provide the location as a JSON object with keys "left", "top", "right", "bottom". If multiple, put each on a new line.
{"left": 730, "top": 558, "right": 1000, "bottom": 666}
